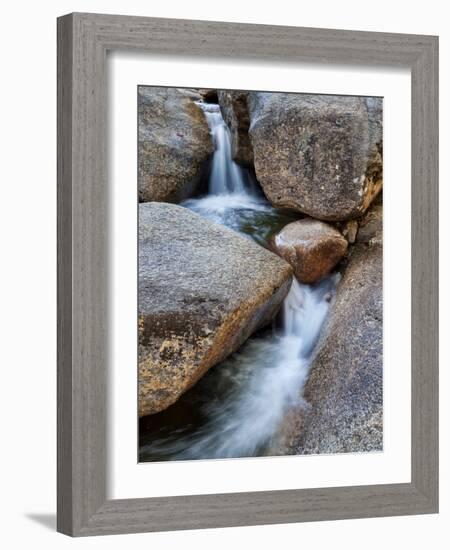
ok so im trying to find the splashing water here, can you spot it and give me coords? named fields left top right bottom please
left=140, top=277, right=336, bottom=460
left=200, top=103, right=248, bottom=196
left=182, top=103, right=298, bottom=244
left=139, top=102, right=338, bottom=461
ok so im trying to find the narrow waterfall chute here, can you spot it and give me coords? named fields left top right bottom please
left=202, top=103, right=247, bottom=196
left=140, top=275, right=337, bottom=460
left=182, top=102, right=298, bottom=243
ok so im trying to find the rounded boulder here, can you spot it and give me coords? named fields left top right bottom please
left=270, top=218, right=348, bottom=283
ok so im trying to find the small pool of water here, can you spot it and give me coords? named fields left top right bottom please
left=183, top=192, right=301, bottom=247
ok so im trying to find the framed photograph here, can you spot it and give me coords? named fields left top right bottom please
left=57, top=13, right=438, bottom=536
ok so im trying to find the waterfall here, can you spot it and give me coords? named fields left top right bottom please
left=181, top=103, right=269, bottom=227
left=202, top=104, right=247, bottom=195
left=182, top=277, right=335, bottom=458
left=140, top=101, right=338, bottom=461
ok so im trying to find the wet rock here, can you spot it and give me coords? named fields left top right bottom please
left=139, top=202, right=293, bottom=417
left=138, top=87, right=213, bottom=203
left=218, top=90, right=254, bottom=167
left=270, top=218, right=348, bottom=284
left=248, top=93, right=383, bottom=221
left=274, top=241, right=383, bottom=454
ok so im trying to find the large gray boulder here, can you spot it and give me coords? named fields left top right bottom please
left=272, top=240, right=383, bottom=454
left=248, top=93, right=383, bottom=221
left=217, top=90, right=253, bottom=167
left=138, top=87, right=213, bottom=203
left=139, top=203, right=293, bottom=417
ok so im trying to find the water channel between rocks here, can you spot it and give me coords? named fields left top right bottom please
left=139, top=102, right=338, bottom=461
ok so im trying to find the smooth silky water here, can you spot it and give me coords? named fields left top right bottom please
left=139, top=102, right=338, bottom=461
left=183, top=103, right=299, bottom=245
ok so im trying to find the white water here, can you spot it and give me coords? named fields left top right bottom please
left=140, top=103, right=338, bottom=461
left=203, top=103, right=247, bottom=195
left=183, top=103, right=269, bottom=222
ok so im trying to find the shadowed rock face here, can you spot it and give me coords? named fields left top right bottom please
left=138, top=203, right=293, bottom=417
left=357, top=203, right=383, bottom=245
left=138, top=87, right=213, bottom=203
left=247, top=93, right=383, bottom=221
left=217, top=90, right=254, bottom=167
left=271, top=240, right=383, bottom=455
left=270, top=218, right=348, bottom=284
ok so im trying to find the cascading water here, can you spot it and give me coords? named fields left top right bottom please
left=139, top=102, right=338, bottom=461
left=202, top=103, right=247, bottom=195
left=182, top=103, right=298, bottom=243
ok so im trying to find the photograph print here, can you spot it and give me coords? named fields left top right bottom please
left=137, top=86, right=383, bottom=462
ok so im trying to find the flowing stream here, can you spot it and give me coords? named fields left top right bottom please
left=183, top=104, right=300, bottom=245
left=139, top=103, right=337, bottom=461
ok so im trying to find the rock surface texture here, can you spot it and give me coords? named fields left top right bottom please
left=270, top=218, right=348, bottom=284
left=217, top=90, right=254, bottom=167
left=356, top=203, right=383, bottom=245
left=138, top=87, right=213, bottom=203
left=247, top=93, right=383, bottom=221
left=138, top=202, right=293, bottom=417
left=273, top=239, right=383, bottom=454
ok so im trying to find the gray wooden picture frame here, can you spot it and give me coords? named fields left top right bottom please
left=57, top=12, right=439, bottom=537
